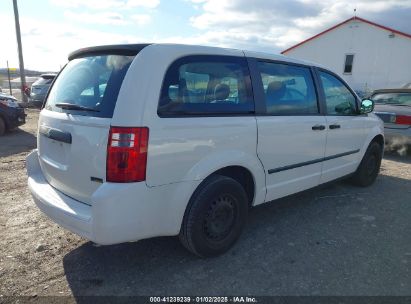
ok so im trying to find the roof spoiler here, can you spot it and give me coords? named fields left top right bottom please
left=68, top=44, right=151, bottom=60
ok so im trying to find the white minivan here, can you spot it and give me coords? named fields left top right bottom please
left=27, top=44, right=384, bottom=257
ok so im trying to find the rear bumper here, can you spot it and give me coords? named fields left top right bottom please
left=26, top=150, right=199, bottom=245
left=27, top=150, right=93, bottom=239
left=384, top=127, right=411, bottom=145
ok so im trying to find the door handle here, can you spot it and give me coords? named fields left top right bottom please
left=329, top=124, right=341, bottom=130
left=39, top=126, right=72, bottom=144
left=312, top=124, right=326, bottom=131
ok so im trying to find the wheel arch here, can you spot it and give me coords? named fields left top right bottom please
left=370, top=134, right=384, bottom=150
left=182, top=150, right=266, bottom=207
left=208, top=165, right=255, bottom=207
left=360, top=123, right=384, bottom=158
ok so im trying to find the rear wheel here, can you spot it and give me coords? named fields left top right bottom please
left=0, top=117, right=5, bottom=136
left=350, top=142, right=382, bottom=187
left=179, top=175, right=248, bottom=257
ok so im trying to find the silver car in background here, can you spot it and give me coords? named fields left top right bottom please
left=372, top=89, right=411, bottom=153
left=29, top=74, right=56, bottom=107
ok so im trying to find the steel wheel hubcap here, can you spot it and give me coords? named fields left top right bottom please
left=204, top=195, right=236, bottom=241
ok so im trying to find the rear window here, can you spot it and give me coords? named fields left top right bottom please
left=33, top=77, right=54, bottom=86
left=45, top=55, right=134, bottom=118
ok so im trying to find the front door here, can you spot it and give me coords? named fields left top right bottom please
left=316, top=70, right=366, bottom=183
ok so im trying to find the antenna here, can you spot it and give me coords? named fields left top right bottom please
left=354, top=8, right=357, bottom=18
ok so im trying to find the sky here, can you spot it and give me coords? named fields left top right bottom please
left=1, top=0, right=411, bottom=71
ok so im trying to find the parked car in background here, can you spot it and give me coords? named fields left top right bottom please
left=0, top=93, right=26, bottom=136
left=27, top=44, right=383, bottom=257
left=371, top=89, right=411, bottom=151
left=29, top=74, right=56, bottom=108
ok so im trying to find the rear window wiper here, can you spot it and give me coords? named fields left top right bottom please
left=55, top=102, right=100, bottom=112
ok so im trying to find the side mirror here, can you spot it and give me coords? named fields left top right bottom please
left=360, top=99, right=374, bottom=114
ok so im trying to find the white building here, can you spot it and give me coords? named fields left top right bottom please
left=282, top=17, right=411, bottom=95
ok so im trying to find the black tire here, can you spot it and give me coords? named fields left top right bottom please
left=179, top=175, right=248, bottom=258
left=0, top=117, right=5, bottom=136
left=350, top=142, right=383, bottom=187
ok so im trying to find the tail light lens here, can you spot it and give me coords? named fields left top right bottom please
left=395, top=115, right=411, bottom=125
left=107, top=127, right=149, bottom=183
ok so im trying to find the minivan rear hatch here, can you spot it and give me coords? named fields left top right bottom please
left=38, top=45, right=148, bottom=205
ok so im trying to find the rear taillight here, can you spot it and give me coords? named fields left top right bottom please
left=106, top=127, right=149, bottom=183
left=395, top=115, right=411, bottom=125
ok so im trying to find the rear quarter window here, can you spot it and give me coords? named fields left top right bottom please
left=158, top=55, right=254, bottom=117
left=45, top=55, right=134, bottom=118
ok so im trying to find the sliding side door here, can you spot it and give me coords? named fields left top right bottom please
left=249, top=59, right=327, bottom=202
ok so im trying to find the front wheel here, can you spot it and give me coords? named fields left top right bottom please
left=179, top=175, right=248, bottom=257
left=350, top=142, right=383, bottom=187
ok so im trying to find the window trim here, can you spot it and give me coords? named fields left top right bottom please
left=314, top=67, right=361, bottom=116
left=343, top=53, right=355, bottom=75
left=247, top=57, right=322, bottom=116
left=157, top=55, right=255, bottom=118
left=41, top=64, right=64, bottom=109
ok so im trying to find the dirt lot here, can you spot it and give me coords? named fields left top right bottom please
left=0, top=109, right=410, bottom=299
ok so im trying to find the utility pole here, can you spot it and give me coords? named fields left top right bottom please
left=6, top=61, right=13, bottom=95
left=12, top=0, right=27, bottom=103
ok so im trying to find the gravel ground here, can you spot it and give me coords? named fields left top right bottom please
left=0, top=109, right=410, bottom=299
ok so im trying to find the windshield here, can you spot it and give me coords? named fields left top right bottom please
left=45, top=54, right=135, bottom=118
left=371, top=92, right=411, bottom=106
